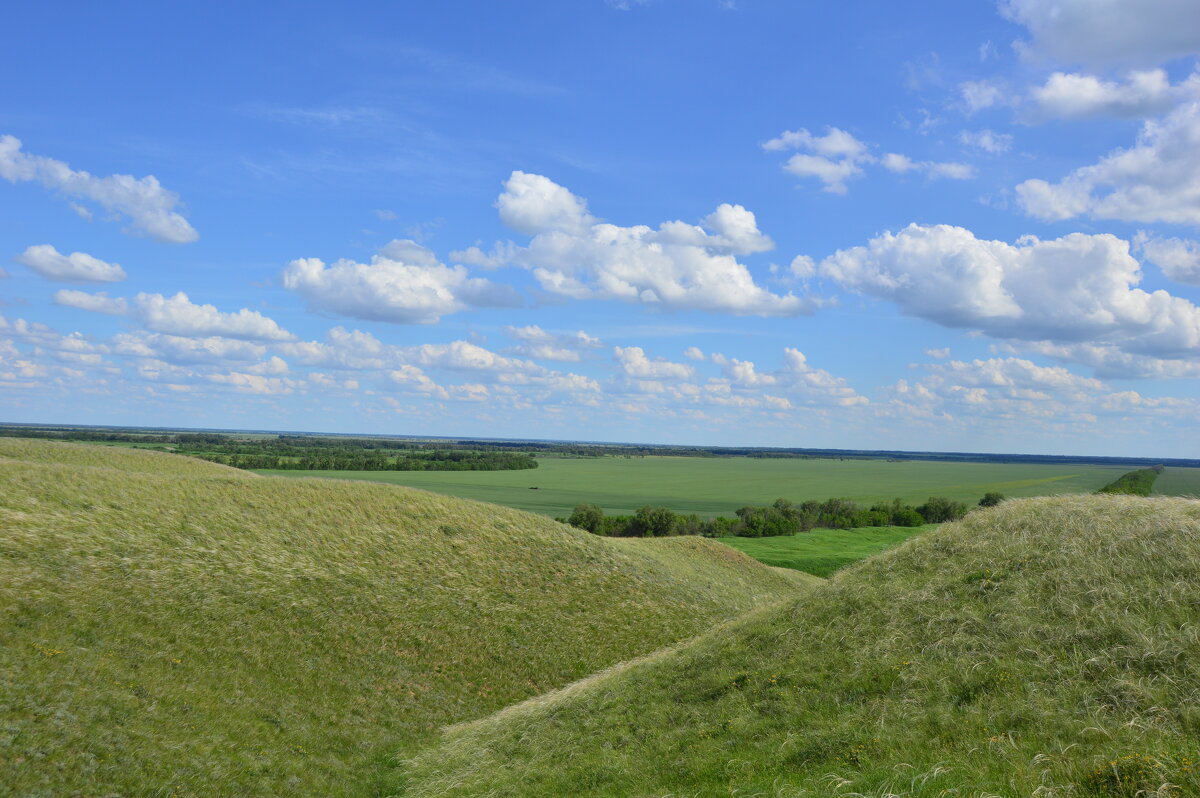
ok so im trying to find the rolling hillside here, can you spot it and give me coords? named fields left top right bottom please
left=402, top=494, right=1200, bottom=797
left=0, top=438, right=812, bottom=796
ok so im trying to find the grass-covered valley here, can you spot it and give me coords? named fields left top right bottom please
left=0, top=438, right=811, bottom=796
left=3, top=434, right=1200, bottom=796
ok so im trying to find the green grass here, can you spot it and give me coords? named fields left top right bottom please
left=720, top=524, right=936, bottom=576
left=402, top=494, right=1200, bottom=797
left=1155, top=466, right=1200, bottom=497
left=0, top=438, right=812, bottom=797
left=254, top=456, right=1130, bottom=518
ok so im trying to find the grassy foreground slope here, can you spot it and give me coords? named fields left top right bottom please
left=403, top=495, right=1200, bottom=797
left=0, top=439, right=810, bottom=797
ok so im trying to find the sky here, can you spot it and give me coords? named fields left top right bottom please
left=3, top=0, right=1200, bottom=457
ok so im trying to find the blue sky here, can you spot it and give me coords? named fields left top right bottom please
left=3, top=0, right=1200, bottom=457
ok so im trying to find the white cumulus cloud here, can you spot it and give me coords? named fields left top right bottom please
left=57, top=289, right=294, bottom=341
left=0, top=135, right=198, bottom=243
left=111, top=331, right=268, bottom=366
left=880, top=153, right=975, bottom=180
left=404, top=340, right=545, bottom=376
left=959, top=129, right=1013, bottom=154
left=1017, top=102, right=1200, bottom=225
left=389, top=364, right=449, bottom=399
left=277, top=327, right=390, bottom=371
left=765, top=127, right=973, bottom=193
left=132, top=293, right=294, bottom=341
left=503, top=324, right=603, bottom=362
left=960, top=80, right=1008, bottom=112
left=1134, top=231, right=1200, bottom=285
left=15, top=245, right=126, bottom=283
left=710, top=352, right=777, bottom=386
left=282, top=239, right=520, bottom=325
left=1014, top=340, right=1200, bottom=379
left=1001, top=0, right=1200, bottom=66
left=54, top=289, right=129, bottom=315
left=614, top=346, right=694, bottom=380
left=821, top=223, right=1200, bottom=360
left=496, top=171, right=596, bottom=235
left=1031, top=69, right=1199, bottom=119
left=779, top=348, right=867, bottom=406
left=885, top=355, right=1200, bottom=436
left=764, top=127, right=873, bottom=194
left=208, top=372, right=299, bottom=395
left=493, top=173, right=810, bottom=316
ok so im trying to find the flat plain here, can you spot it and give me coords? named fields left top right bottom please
left=255, top=455, right=1135, bottom=517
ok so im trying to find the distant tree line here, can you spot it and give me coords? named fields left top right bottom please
left=0, top=428, right=538, bottom=471
left=0, top=428, right=180, bottom=443
left=197, top=449, right=537, bottom=471
left=6, top=426, right=1197, bottom=468
left=562, top=494, right=994, bottom=538
left=1096, top=466, right=1163, bottom=497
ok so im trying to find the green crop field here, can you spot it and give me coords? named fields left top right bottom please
left=255, top=456, right=1130, bottom=518
left=1155, top=466, right=1200, bottom=497
left=720, top=524, right=936, bottom=577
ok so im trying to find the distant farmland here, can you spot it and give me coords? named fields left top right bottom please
left=1154, top=465, right=1200, bottom=497
left=252, top=456, right=1168, bottom=517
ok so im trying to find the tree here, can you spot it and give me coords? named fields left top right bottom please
left=632, top=505, right=678, bottom=537
left=917, top=496, right=969, bottom=523
left=567, top=503, right=604, bottom=533
left=978, top=492, right=1004, bottom=507
left=892, top=507, right=926, bottom=527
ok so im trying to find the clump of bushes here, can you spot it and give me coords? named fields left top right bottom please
left=565, top=495, right=975, bottom=538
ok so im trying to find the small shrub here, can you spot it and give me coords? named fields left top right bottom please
left=1080, top=754, right=1164, bottom=797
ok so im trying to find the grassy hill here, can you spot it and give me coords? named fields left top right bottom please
left=401, top=494, right=1200, bottom=797
left=0, top=438, right=813, bottom=797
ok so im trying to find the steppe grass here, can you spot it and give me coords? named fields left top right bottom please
left=721, top=524, right=935, bottom=576
left=256, top=456, right=1129, bottom=517
left=0, top=438, right=806, bottom=797
left=402, top=494, right=1200, bottom=797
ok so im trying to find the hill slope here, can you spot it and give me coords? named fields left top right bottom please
left=0, top=439, right=810, bottom=796
left=403, top=495, right=1200, bottom=797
